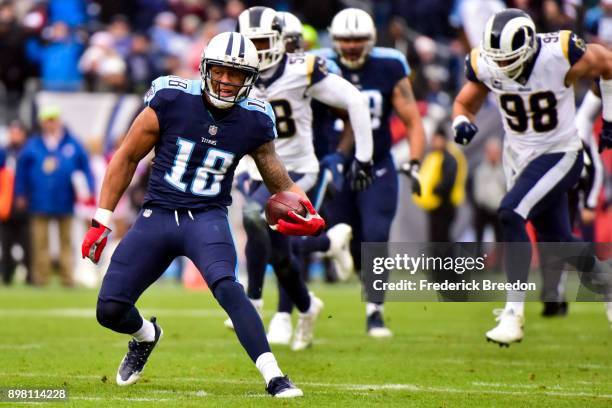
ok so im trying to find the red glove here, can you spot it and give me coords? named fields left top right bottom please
left=275, top=198, right=326, bottom=236
left=81, top=219, right=111, bottom=264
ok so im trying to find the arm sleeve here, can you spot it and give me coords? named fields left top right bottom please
left=307, top=55, right=330, bottom=87
left=308, top=73, right=373, bottom=162
left=260, top=101, right=278, bottom=143
left=560, top=31, right=586, bottom=66
left=465, top=48, right=482, bottom=83
left=143, top=76, right=170, bottom=126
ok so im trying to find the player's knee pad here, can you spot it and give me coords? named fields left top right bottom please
left=497, top=207, right=527, bottom=242
left=96, top=299, right=132, bottom=329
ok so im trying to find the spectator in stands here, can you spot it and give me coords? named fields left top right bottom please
left=47, top=0, right=86, bottom=28
left=0, top=1, right=29, bottom=123
left=15, top=105, right=94, bottom=287
left=413, top=127, right=467, bottom=242
left=472, top=137, right=505, bottom=245
left=0, top=120, right=31, bottom=285
left=126, top=32, right=158, bottom=94
left=79, top=31, right=127, bottom=92
left=26, top=21, right=84, bottom=91
left=585, top=0, right=612, bottom=47
left=108, top=15, right=133, bottom=58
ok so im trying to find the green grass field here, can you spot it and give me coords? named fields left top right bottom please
left=0, top=280, right=611, bottom=407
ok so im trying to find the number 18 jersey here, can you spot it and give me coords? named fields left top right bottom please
left=466, top=31, right=586, bottom=176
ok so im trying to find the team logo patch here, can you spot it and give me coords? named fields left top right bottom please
left=573, top=34, right=586, bottom=52
left=208, top=125, right=218, bottom=136
left=144, top=84, right=155, bottom=101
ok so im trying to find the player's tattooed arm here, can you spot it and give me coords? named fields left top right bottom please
left=98, top=107, right=160, bottom=211
left=251, top=141, right=307, bottom=198
left=452, top=81, right=489, bottom=122
left=392, top=77, right=425, bottom=161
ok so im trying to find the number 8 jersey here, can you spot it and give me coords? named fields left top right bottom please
left=466, top=31, right=585, bottom=178
left=246, top=52, right=329, bottom=179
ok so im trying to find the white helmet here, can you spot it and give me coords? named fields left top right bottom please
left=277, top=11, right=303, bottom=52
left=237, top=6, right=284, bottom=71
left=329, top=8, right=376, bottom=69
left=481, top=9, right=537, bottom=81
left=200, top=32, right=259, bottom=109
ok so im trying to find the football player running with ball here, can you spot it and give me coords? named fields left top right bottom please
left=81, top=32, right=325, bottom=397
left=452, top=9, right=612, bottom=346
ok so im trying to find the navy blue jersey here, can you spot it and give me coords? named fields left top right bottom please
left=143, top=75, right=276, bottom=211
left=314, top=47, right=410, bottom=162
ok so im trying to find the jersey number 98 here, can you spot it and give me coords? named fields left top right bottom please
left=165, top=138, right=234, bottom=196
left=499, top=92, right=558, bottom=133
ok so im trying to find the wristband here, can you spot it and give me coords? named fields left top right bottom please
left=94, top=208, right=113, bottom=227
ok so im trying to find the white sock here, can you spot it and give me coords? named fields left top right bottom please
left=250, top=298, right=263, bottom=310
left=255, top=352, right=283, bottom=385
left=505, top=290, right=526, bottom=316
left=366, top=302, right=383, bottom=317
left=131, top=318, right=155, bottom=342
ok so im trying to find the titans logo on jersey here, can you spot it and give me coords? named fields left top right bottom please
left=314, top=47, right=410, bottom=162
left=143, top=75, right=276, bottom=210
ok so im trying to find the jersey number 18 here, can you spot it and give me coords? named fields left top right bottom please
left=165, top=138, right=234, bottom=197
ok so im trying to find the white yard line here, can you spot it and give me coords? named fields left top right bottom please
left=0, top=344, right=41, bottom=350
left=0, top=372, right=610, bottom=400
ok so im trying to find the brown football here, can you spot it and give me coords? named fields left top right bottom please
left=265, top=191, right=307, bottom=226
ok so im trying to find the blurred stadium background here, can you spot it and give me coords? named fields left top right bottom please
left=0, top=0, right=610, bottom=288
left=0, top=0, right=611, bottom=405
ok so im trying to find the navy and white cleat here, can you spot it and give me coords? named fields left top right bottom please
left=266, top=376, right=304, bottom=398
left=367, top=310, right=392, bottom=338
left=116, top=317, right=163, bottom=386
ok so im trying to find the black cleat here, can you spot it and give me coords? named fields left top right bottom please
left=367, top=311, right=392, bottom=338
left=265, top=376, right=304, bottom=398
left=541, top=302, right=568, bottom=317
left=116, top=317, right=163, bottom=386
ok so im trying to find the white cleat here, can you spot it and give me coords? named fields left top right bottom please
left=325, top=223, right=354, bottom=281
left=606, top=302, right=612, bottom=328
left=486, top=308, right=524, bottom=347
left=291, top=295, right=324, bottom=351
left=267, top=312, right=293, bottom=345
left=225, top=298, right=263, bottom=331
left=366, top=310, right=393, bottom=338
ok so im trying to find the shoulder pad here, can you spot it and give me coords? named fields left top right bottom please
left=370, top=47, right=410, bottom=75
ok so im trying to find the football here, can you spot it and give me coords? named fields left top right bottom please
left=265, top=191, right=307, bottom=226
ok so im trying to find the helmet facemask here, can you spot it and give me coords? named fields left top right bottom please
left=247, top=32, right=284, bottom=71
left=333, top=35, right=374, bottom=69
left=481, top=24, right=537, bottom=81
left=201, top=59, right=258, bottom=109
